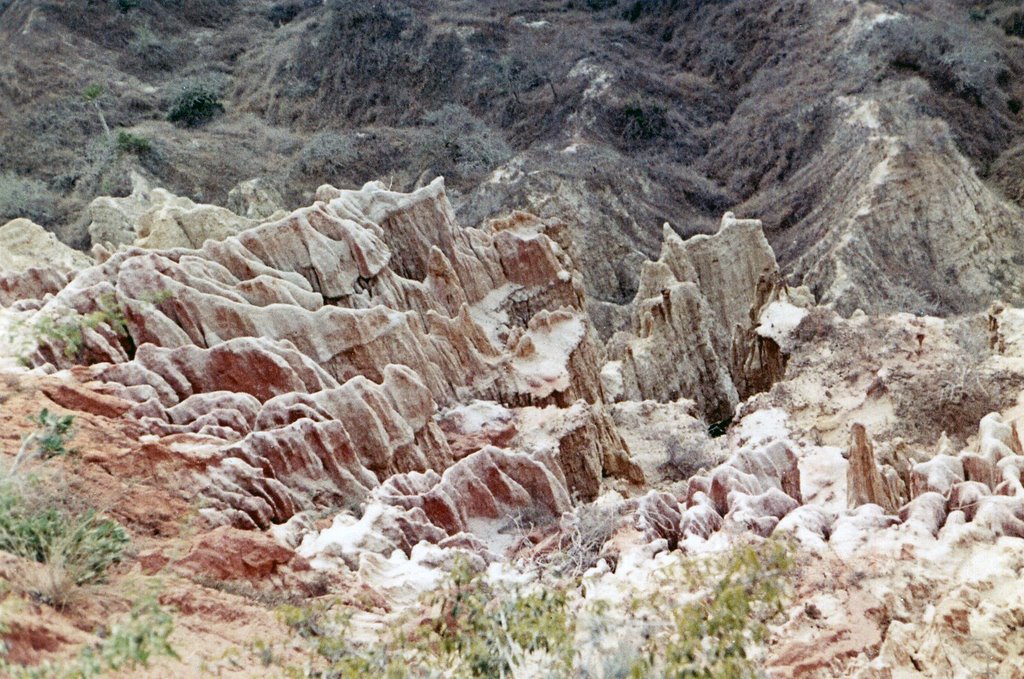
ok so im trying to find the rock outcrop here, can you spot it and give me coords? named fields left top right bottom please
left=603, top=214, right=783, bottom=419
left=87, top=173, right=256, bottom=251
left=18, top=178, right=640, bottom=536
left=0, top=218, right=91, bottom=306
left=226, top=178, right=287, bottom=221
left=846, top=423, right=904, bottom=513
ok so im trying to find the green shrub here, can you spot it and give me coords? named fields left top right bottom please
left=9, top=409, right=76, bottom=475
left=28, top=409, right=76, bottom=459
left=0, top=479, right=128, bottom=605
left=626, top=541, right=793, bottom=678
left=167, top=85, right=224, bottom=127
left=115, top=131, right=151, bottom=156
left=278, top=542, right=791, bottom=678
left=1010, top=98, right=1022, bottom=115
left=279, top=558, right=574, bottom=678
left=83, top=596, right=178, bottom=672
left=615, top=99, right=668, bottom=142
left=428, top=559, right=574, bottom=678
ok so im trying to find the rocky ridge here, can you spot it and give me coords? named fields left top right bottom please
left=3, top=180, right=1024, bottom=675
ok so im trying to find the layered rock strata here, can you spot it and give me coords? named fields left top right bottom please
left=602, top=213, right=787, bottom=419
left=16, top=179, right=640, bottom=536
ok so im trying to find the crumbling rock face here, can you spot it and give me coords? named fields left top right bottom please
left=847, top=423, right=904, bottom=513
left=226, top=178, right=287, bottom=221
left=603, top=214, right=783, bottom=419
left=15, top=178, right=639, bottom=533
left=0, top=218, right=91, bottom=306
left=0, top=218, right=92, bottom=274
left=87, top=172, right=256, bottom=251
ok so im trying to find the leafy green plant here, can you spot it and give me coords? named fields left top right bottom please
left=86, top=596, right=178, bottom=671
left=0, top=479, right=128, bottom=607
left=9, top=409, right=76, bottom=475
left=616, top=99, right=668, bottom=142
left=115, top=131, right=151, bottom=156
left=30, top=409, right=76, bottom=459
left=81, top=84, right=112, bottom=146
left=278, top=543, right=792, bottom=678
left=167, top=84, right=224, bottom=127
left=279, top=558, right=574, bottom=678
left=429, top=559, right=575, bottom=678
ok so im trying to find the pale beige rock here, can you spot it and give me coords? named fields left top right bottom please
left=86, top=171, right=153, bottom=248
left=226, top=178, right=286, bottom=220
left=87, top=173, right=256, bottom=251
left=606, top=214, right=780, bottom=419
left=135, top=189, right=255, bottom=249
left=0, top=218, right=91, bottom=274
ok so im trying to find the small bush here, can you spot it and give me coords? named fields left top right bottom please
left=9, top=409, right=76, bottom=475
left=614, top=99, right=668, bottom=142
left=126, top=25, right=182, bottom=72
left=296, top=131, right=360, bottom=180
left=429, top=560, right=574, bottom=678
left=708, top=415, right=732, bottom=438
left=85, top=596, right=179, bottom=671
left=417, top=105, right=511, bottom=185
left=1, top=595, right=177, bottom=677
left=542, top=502, right=622, bottom=576
left=626, top=541, right=793, bottom=678
left=0, top=172, right=56, bottom=225
left=867, top=16, right=1003, bottom=107
left=660, top=437, right=714, bottom=480
left=621, top=0, right=678, bottom=22
left=115, top=131, right=151, bottom=156
left=167, top=84, right=224, bottom=128
left=268, top=1, right=316, bottom=25
left=0, top=479, right=128, bottom=607
left=1010, top=98, right=1022, bottom=115
left=1003, top=11, right=1024, bottom=38
left=28, top=409, right=76, bottom=460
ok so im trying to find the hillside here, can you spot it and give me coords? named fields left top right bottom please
left=3, top=0, right=1024, bottom=322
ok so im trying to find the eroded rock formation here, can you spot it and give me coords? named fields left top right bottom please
left=87, top=172, right=257, bottom=251
left=602, top=214, right=787, bottom=419
left=15, top=178, right=640, bottom=537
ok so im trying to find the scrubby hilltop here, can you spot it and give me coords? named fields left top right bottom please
left=3, top=0, right=1024, bottom=320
